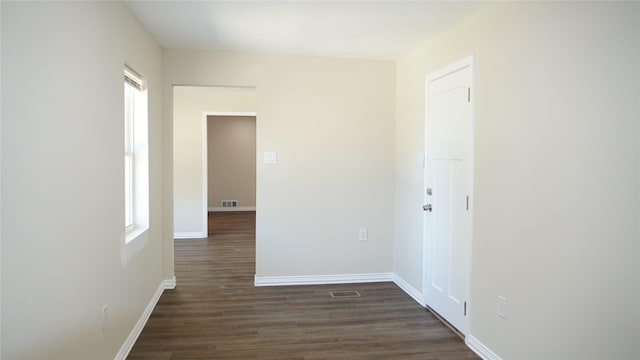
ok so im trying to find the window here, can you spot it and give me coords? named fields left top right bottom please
left=124, top=66, right=149, bottom=242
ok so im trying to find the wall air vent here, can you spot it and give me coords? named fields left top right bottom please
left=221, top=200, right=238, bottom=208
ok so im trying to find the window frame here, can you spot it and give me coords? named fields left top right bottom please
left=123, top=66, right=149, bottom=243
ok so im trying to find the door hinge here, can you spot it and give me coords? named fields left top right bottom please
left=467, top=87, right=471, bottom=102
left=464, top=301, right=467, bottom=316
left=466, top=195, right=469, bottom=210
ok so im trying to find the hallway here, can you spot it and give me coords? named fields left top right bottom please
left=127, top=212, right=479, bottom=359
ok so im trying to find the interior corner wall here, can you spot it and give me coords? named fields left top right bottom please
left=166, top=50, right=396, bottom=278
left=636, top=19, right=640, bottom=358
left=0, top=2, right=3, bottom=356
left=208, top=116, right=257, bottom=209
left=393, top=2, right=640, bottom=359
left=173, top=87, right=257, bottom=236
left=1, top=2, right=166, bottom=359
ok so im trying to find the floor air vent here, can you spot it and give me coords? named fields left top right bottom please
left=330, top=290, right=361, bottom=298
left=221, top=200, right=238, bottom=208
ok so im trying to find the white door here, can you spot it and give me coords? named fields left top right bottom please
left=424, top=57, right=473, bottom=335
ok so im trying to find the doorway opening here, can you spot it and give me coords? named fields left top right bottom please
left=204, top=113, right=257, bottom=235
left=172, top=85, right=257, bottom=239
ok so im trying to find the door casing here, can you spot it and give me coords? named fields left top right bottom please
left=201, top=111, right=257, bottom=236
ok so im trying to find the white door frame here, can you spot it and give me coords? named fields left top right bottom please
left=422, top=55, right=475, bottom=335
left=201, top=111, right=257, bottom=235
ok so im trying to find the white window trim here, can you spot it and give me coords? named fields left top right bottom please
left=124, top=66, right=149, bottom=245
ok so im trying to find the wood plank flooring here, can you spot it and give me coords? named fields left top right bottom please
left=127, top=212, right=480, bottom=360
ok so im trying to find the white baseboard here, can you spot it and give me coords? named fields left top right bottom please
left=162, top=276, right=177, bottom=289
left=390, top=275, right=501, bottom=360
left=466, top=334, right=503, bottom=360
left=392, top=274, right=425, bottom=306
left=254, top=272, right=393, bottom=287
left=115, top=276, right=176, bottom=360
left=173, top=232, right=207, bottom=239
left=208, top=206, right=256, bottom=212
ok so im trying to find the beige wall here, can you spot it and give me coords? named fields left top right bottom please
left=1, top=2, right=168, bottom=359
left=165, top=50, right=396, bottom=278
left=173, top=87, right=257, bottom=236
left=208, top=116, right=256, bottom=209
left=393, top=2, right=640, bottom=359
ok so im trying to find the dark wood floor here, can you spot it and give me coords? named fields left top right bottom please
left=127, top=212, right=480, bottom=360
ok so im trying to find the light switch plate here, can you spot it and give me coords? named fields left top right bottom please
left=497, top=296, right=507, bottom=319
left=264, top=152, right=277, bottom=164
left=358, top=228, right=368, bottom=241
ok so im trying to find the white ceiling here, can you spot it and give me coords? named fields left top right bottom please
left=124, top=1, right=487, bottom=60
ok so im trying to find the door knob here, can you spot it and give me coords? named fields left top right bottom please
left=423, top=204, right=432, bottom=212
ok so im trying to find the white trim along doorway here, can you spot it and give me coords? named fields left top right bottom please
left=200, top=111, right=257, bottom=235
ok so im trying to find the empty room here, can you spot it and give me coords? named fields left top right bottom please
left=1, top=1, right=639, bottom=359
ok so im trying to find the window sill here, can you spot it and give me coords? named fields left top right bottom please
left=125, top=226, right=148, bottom=245
left=121, top=225, right=149, bottom=267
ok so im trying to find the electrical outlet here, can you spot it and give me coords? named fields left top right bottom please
left=102, top=305, right=109, bottom=331
left=497, top=296, right=507, bottom=319
left=358, top=228, right=368, bottom=241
